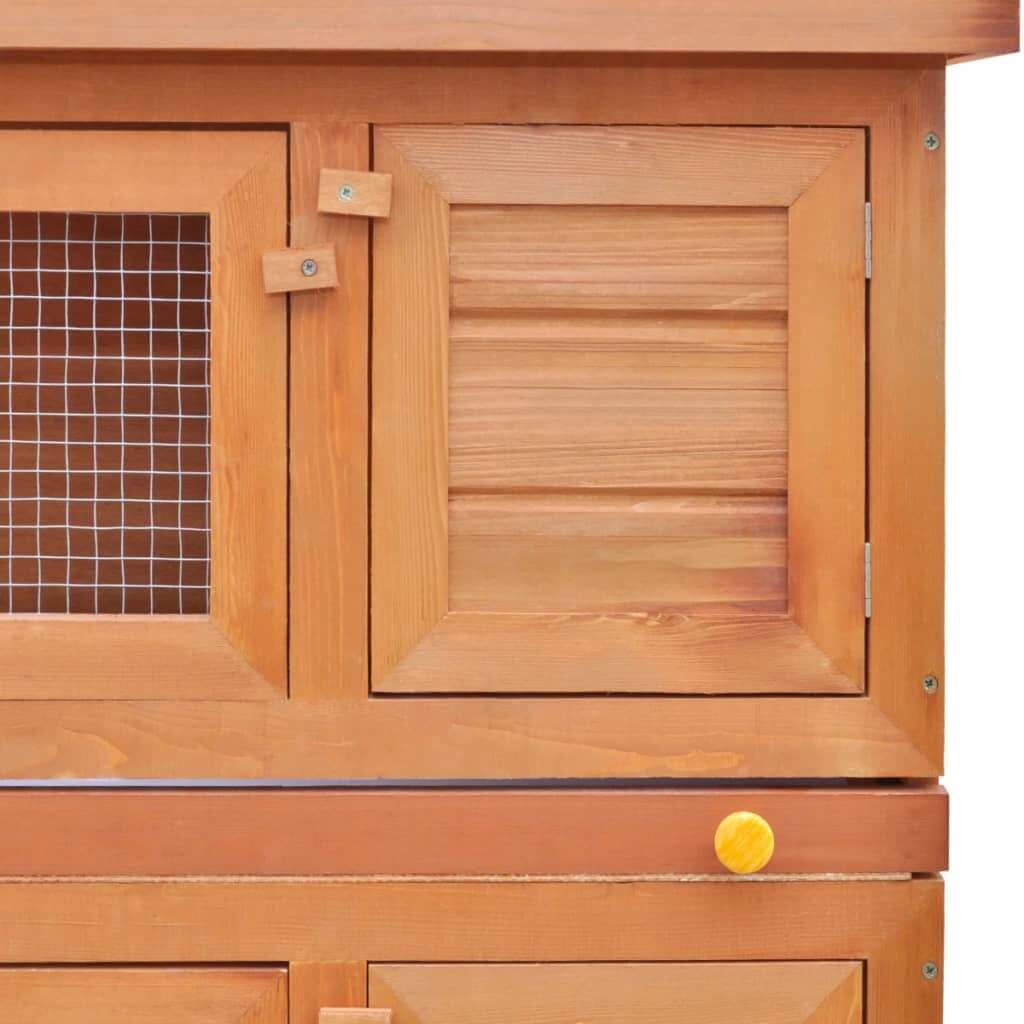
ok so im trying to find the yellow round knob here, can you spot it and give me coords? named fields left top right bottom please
left=714, top=811, right=775, bottom=874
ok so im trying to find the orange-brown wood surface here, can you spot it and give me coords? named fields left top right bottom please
left=0, top=787, right=948, bottom=876
left=0, top=66, right=946, bottom=780
left=0, top=1, right=1016, bottom=56
left=369, top=962, right=863, bottom=1024
left=291, top=964, right=366, bottom=1024
left=0, top=877, right=945, bottom=1024
left=0, top=968, right=287, bottom=1024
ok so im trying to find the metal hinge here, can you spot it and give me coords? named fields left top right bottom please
left=864, top=541, right=873, bottom=618
left=865, top=202, right=873, bottom=279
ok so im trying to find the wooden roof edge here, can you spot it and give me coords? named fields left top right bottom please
left=0, top=1, right=1018, bottom=61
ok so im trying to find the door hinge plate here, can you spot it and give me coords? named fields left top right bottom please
left=864, top=541, right=873, bottom=618
left=865, top=202, right=873, bottom=279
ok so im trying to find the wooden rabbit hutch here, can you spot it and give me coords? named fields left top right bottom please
left=0, top=2, right=1018, bottom=1022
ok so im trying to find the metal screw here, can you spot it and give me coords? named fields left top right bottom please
left=338, top=184, right=355, bottom=202
left=924, top=132, right=941, bottom=152
left=300, top=258, right=319, bottom=278
left=922, top=962, right=939, bottom=981
left=922, top=675, right=939, bottom=695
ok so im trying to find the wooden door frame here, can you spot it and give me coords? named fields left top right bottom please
left=0, top=876, right=944, bottom=1024
left=0, top=129, right=289, bottom=699
left=0, top=64, right=943, bottom=779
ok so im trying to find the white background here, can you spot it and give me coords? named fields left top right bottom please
left=947, top=49, right=1023, bottom=1017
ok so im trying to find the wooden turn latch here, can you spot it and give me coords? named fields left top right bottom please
left=320, top=1010, right=393, bottom=1024
left=318, top=168, right=392, bottom=218
left=262, top=243, right=338, bottom=294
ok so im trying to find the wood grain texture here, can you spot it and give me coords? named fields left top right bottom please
left=0, top=876, right=945, bottom=1024
left=450, top=206, right=787, bottom=312
left=291, top=963, right=366, bottom=1024
left=868, top=70, right=946, bottom=771
left=385, top=126, right=858, bottom=206
left=0, top=968, right=287, bottom=1024
left=0, top=64, right=929, bottom=129
left=209, top=133, right=289, bottom=692
left=0, top=695, right=938, bottom=778
left=0, top=787, right=948, bottom=876
left=319, top=169, right=392, bottom=218
left=289, top=123, right=369, bottom=699
left=449, top=495, right=787, bottom=614
left=378, top=613, right=860, bottom=694
left=370, top=131, right=450, bottom=685
left=0, top=1, right=1015, bottom=55
left=322, top=1013, right=391, bottom=1024
left=451, top=314, right=788, bottom=390
left=788, top=131, right=867, bottom=688
left=262, top=244, right=338, bottom=294
left=369, top=962, right=861, bottom=1024
left=0, top=617, right=280, bottom=700
left=0, top=129, right=288, bottom=699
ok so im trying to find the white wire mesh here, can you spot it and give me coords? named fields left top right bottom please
left=1, top=211, right=211, bottom=614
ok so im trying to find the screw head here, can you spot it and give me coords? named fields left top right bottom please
left=922, top=674, right=939, bottom=695
left=924, top=132, right=941, bottom=152
left=922, top=962, right=939, bottom=981
left=338, top=184, right=355, bottom=202
left=300, top=258, right=319, bottom=278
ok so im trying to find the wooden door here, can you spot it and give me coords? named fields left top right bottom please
left=0, top=130, right=288, bottom=699
left=0, top=967, right=286, bottom=1024
left=372, top=126, right=866, bottom=694
left=369, top=963, right=863, bottom=1024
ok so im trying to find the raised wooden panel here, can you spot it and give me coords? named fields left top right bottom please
left=0, top=968, right=287, bottom=1024
left=369, top=963, right=862, bottom=1024
left=373, top=124, right=864, bottom=695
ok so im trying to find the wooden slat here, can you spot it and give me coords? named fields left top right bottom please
left=0, top=64, right=928, bottom=128
left=291, top=963, right=366, bottom=1024
left=0, top=788, right=948, bottom=876
left=869, top=70, right=946, bottom=770
left=379, top=612, right=860, bottom=694
left=0, top=1, right=1015, bottom=56
left=450, top=206, right=787, bottom=312
left=318, top=168, right=392, bottom=218
left=368, top=963, right=862, bottom=1024
left=322, top=1012, right=391, bottom=1024
left=451, top=314, right=787, bottom=391
left=787, top=131, right=867, bottom=687
left=370, top=131, right=450, bottom=685
left=289, top=123, right=369, bottom=699
left=450, top=386, right=787, bottom=491
left=449, top=494, right=786, bottom=614
left=0, top=968, right=287, bottom=1024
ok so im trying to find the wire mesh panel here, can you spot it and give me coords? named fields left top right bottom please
left=1, top=211, right=211, bottom=614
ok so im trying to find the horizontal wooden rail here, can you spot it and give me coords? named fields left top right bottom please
left=0, top=1, right=1017, bottom=57
left=0, top=786, right=947, bottom=876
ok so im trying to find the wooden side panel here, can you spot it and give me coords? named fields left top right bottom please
left=0, top=968, right=287, bottom=1024
left=370, top=133, right=450, bottom=685
left=369, top=963, right=862, bottom=1024
left=868, top=70, right=946, bottom=772
left=788, top=131, right=867, bottom=687
left=289, top=123, right=369, bottom=699
left=290, top=963, right=367, bottom=1024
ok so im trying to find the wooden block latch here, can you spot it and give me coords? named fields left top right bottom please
left=320, top=1010, right=393, bottom=1024
left=318, top=168, right=392, bottom=218
left=263, top=244, right=338, bottom=294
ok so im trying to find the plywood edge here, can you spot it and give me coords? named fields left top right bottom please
left=0, top=786, right=948, bottom=876
left=0, top=1, right=1016, bottom=58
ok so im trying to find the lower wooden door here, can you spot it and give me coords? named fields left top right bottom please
left=0, top=967, right=287, bottom=1024
left=369, top=963, right=862, bottom=1024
